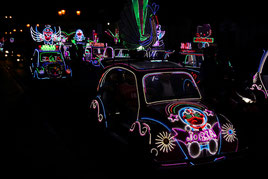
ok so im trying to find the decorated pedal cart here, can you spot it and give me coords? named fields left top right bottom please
left=179, top=24, right=214, bottom=69
left=83, top=30, right=114, bottom=67
left=29, top=25, right=72, bottom=80
left=90, top=60, right=240, bottom=167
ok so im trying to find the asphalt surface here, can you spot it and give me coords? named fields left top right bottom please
left=0, top=57, right=267, bottom=178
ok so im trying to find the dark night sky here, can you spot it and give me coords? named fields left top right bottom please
left=2, top=1, right=268, bottom=74
left=2, top=1, right=263, bottom=21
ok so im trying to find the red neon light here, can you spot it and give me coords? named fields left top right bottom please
left=193, top=37, right=214, bottom=43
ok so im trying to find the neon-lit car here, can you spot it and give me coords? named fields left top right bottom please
left=29, top=45, right=72, bottom=80
left=251, top=50, right=268, bottom=100
left=90, top=60, right=239, bottom=167
left=180, top=49, right=204, bottom=69
left=114, top=48, right=130, bottom=59
left=83, top=43, right=114, bottom=67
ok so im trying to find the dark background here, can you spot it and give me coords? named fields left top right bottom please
left=1, top=1, right=268, bottom=73
left=1, top=1, right=267, bottom=177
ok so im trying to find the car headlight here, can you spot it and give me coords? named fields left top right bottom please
left=241, top=97, right=253, bottom=104
left=236, top=91, right=255, bottom=104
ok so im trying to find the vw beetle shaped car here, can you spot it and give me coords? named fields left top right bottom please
left=30, top=45, right=72, bottom=80
left=251, top=50, right=268, bottom=101
left=90, top=60, right=239, bottom=167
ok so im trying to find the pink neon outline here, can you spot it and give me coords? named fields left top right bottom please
left=103, top=63, right=186, bottom=72
left=129, top=121, right=151, bottom=136
left=91, top=100, right=103, bottom=123
left=142, top=71, right=201, bottom=104
left=251, top=84, right=268, bottom=99
left=161, top=162, right=187, bottom=167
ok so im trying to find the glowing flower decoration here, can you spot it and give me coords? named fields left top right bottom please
left=168, top=113, right=179, bottom=123
left=222, top=123, right=237, bottom=143
left=155, top=131, right=176, bottom=153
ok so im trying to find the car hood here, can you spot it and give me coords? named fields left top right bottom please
left=138, top=100, right=238, bottom=162
left=143, top=100, right=218, bottom=130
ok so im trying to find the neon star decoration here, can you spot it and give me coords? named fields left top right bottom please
left=204, top=109, right=214, bottom=116
left=168, top=113, right=179, bottom=123
left=30, top=25, right=61, bottom=45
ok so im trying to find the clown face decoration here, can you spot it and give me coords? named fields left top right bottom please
left=179, top=107, right=207, bottom=129
left=30, top=25, right=61, bottom=45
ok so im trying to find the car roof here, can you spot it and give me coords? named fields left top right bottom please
left=103, top=59, right=184, bottom=72
left=35, top=49, right=62, bottom=54
left=128, top=60, right=182, bottom=70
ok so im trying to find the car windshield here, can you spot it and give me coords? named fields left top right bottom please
left=40, top=52, right=63, bottom=63
left=143, top=72, right=201, bottom=103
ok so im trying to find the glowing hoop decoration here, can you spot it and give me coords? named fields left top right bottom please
left=30, top=25, right=61, bottom=45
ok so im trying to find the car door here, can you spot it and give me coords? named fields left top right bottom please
left=258, top=51, right=268, bottom=97
left=98, top=67, right=139, bottom=136
left=260, top=60, right=268, bottom=88
left=30, top=50, right=38, bottom=76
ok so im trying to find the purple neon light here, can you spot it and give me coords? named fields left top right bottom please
left=161, top=162, right=187, bottom=167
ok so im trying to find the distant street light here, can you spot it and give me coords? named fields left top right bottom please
left=61, top=9, right=66, bottom=15
left=76, top=10, right=81, bottom=16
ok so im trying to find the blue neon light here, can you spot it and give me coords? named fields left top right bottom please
left=215, top=115, right=222, bottom=155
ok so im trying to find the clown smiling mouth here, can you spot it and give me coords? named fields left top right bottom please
left=185, top=115, right=204, bottom=125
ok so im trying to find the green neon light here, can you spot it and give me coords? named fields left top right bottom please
left=39, top=51, right=64, bottom=63
left=41, top=45, right=56, bottom=51
left=132, top=0, right=149, bottom=40
left=61, top=31, right=75, bottom=37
